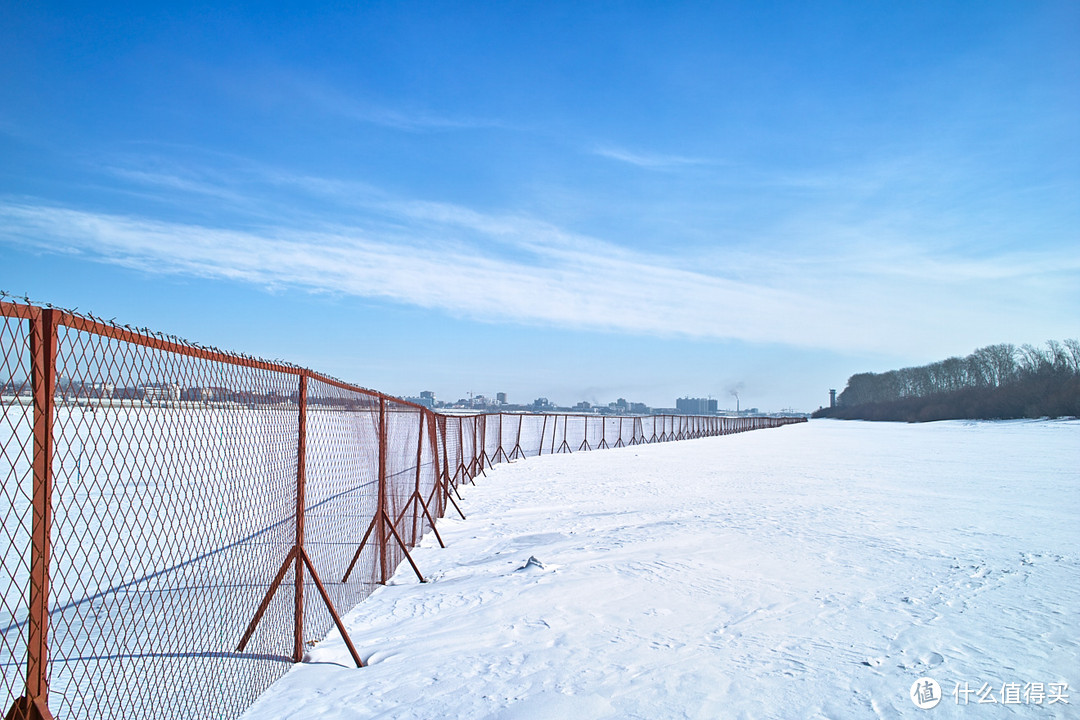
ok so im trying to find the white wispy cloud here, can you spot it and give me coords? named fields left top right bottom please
left=283, top=77, right=504, bottom=133
left=591, top=145, right=709, bottom=169
left=105, top=167, right=260, bottom=209
left=0, top=198, right=847, bottom=347
left=2, top=190, right=1075, bottom=358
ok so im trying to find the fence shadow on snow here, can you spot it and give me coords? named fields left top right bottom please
left=0, top=298, right=805, bottom=720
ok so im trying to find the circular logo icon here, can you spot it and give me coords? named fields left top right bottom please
left=910, top=677, right=942, bottom=709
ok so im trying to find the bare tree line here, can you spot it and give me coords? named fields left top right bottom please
left=815, top=340, right=1080, bottom=422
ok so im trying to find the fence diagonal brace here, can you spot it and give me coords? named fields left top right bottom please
left=392, top=494, right=419, bottom=534
left=445, top=488, right=466, bottom=520
left=341, top=512, right=381, bottom=583
left=299, top=547, right=364, bottom=668
left=417, top=497, right=446, bottom=549
left=237, top=546, right=298, bottom=652
left=394, top=491, right=446, bottom=549
left=383, top=513, right=426, bottom=584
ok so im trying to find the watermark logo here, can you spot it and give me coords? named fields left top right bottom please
left=952, top=681, right=1069, bottom=705
left=907, top=678, right=1070, bottom=708
left=911, top=677, right=942, bottom=709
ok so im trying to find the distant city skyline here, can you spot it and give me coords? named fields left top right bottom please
left=2, top=3, right=1077, bottom=411
left=403, top=389, right=780, bottom=416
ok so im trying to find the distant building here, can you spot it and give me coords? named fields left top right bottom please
left=60, top=380, right=114, bottom=400
left=181, top=386, right=228, bottom=402
left=113, top=386, right=143, bottom=401
left=676, top=397, right=717, bottom=414
left=496, top=392, right=507, bottom=405
left=829, top=389, right=836, bottom=408
left=141, top=383, right=180, bottom=403
left=630, top=402, right=649, bottom=414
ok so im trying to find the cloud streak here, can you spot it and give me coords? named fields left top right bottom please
left=287, top=77, right=505, bottom=133
left=1, top=193, right=1076, bottom=359
left=0, top=200, right=837, bottom=345
left=591, top=146, right=709, bottom=169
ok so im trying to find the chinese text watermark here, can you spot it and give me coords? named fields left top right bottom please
left=909, top=679, right=1069, bottom=709
left=952, top=681, right=1069, bottom=705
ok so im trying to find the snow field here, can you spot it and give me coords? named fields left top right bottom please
left=246, top=419, right=1079, bottom=719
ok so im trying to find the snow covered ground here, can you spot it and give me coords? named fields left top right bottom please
left=245, top=419, right=1079, bottom=719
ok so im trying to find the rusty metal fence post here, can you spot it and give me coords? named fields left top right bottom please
left=5, top=308, right=58, bottom=720
left=236, top=372, right=363, bottom=668
left=292, top=375, right=308, bottom=663
left=341, top=396, right=425, bottom=587
left=377, top=397, right=389, bottom=585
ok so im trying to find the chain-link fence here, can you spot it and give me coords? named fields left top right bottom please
left=1, top=298, right=804, bottom=720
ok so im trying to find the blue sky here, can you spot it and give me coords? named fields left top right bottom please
left=2, top=1, right=1077, bottom=411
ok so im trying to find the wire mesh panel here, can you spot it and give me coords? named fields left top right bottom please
left=0, top=308, right=33, bottom=716
left=423, top=413, right=445, bottom=524
left=450, top=416, right=470, bottom=483
left=546, top=415, right=562, bottom=454
left=522, top=415, right=546, bottom=458
left=586, top=416, right=602, bottom=450
left=508, top=415, right=524, bottom=458
left=438, top=416, right=462, bottom=489
left=601, top=417, right=614, bottom=447
left=45, top=320, right=299, bottom=719
left=302, top=379, right=379, bottom=650
left=578, top=416, right=593, bottom=451
left=382, top=399, right=422, bottom=578
left=546, top=415, right=561, bottom=455
left=564, top=415, right=585, bottom=453
left=460, top=416, right=478, bottom=479
left=483, top=414, right=503, bottom=464
left=402, top=410, right=441, bottom=548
